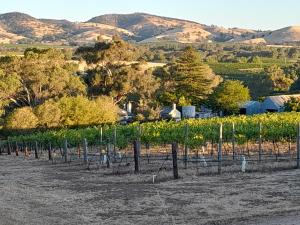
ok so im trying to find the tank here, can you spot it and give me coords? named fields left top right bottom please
left=182, top=106, right=196, bottom=118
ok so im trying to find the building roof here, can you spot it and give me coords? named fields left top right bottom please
left=265, top=94, right=300, bottom=108
left=160, top=107, right=172, bottom=115
left=241, top=101, right=261, bottom=108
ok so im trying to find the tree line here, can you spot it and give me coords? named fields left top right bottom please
left=1, top=37, right=300, bottom=131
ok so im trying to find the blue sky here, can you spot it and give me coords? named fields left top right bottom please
left=1, top=0, right=299, bottom=30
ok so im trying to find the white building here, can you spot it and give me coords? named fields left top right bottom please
left=160, top=104, right=181, bottom=121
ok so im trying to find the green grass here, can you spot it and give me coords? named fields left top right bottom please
left=208, top=61, right=293, bottom=99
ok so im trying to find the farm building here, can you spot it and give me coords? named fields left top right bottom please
left=262, top=94, right=300, bottom=112
left=160, top=104, right=181, bottom=121
left=240, top=101, right=262, bottom=115
left=181, top=106, right=196, bottom=119
left=119, top=102, right=134, bottom=124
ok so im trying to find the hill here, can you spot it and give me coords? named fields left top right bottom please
left=0, top=12, right=64, bottom=38
left=264, top=26, right=300, bottom=44
left=0, top=12, right=299, bottom=45
left=231, top=26, right=300, bottom=45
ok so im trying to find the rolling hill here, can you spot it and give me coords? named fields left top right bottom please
left=0, top=12, right=299, bottom=45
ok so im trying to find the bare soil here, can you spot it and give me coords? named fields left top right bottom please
left=0, top=155, right=300, bottom=225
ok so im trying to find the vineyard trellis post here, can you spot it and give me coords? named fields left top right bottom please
left=146, top=143, right=150, bottom=164
left=63, top=139, right=68, bottom=163
left=133, top=125, right=142, bottom=173
left=34, top=141, right=39, bottom=159
left=133, top=140, right=140, bottom=173
left=100, top=127, right=103, bottom=143
left=172, top=142, right=179, bottom=179
left=113, top=126, right=117, bottom=162
left=106, top=138, right=111, bottom=168
left=184, top=123, right=189, bottom=169
left=259, top=122, right=262, bottom=162
left=83, top=138, right=88, bottom=164
left=100, top=126, right=103, bottom=159
left=7, top=141, right=11, bottom=155
left=15, top=142, right=19, bottom=157
left=297, top=123, right=300, bottom=169
left=48, top=142, right=52, bottom=161
left=232, top=123, right=235, bottom=160
left=218, top=123, right=223, bottom=175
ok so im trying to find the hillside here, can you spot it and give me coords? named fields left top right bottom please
left=0, top=12, right=299, bottom=45
left=231, top=26, right=300, bottom=44
left=0, top=12, right=64, bottom=38
left=264, top=26, right=300, bottom=44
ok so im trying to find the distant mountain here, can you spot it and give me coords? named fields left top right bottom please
left=87, top=13, right=205, bottom=41
left=0, top=12, right=299, bottom=45
left=264, top=26, right=300, bottom=43
left=0, top=12, right=64, bottom=38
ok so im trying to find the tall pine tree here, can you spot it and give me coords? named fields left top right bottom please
left=171, top=46, right=221, bottom=104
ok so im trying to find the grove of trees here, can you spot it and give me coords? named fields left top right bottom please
left=2, top=37, right=300, bottom=131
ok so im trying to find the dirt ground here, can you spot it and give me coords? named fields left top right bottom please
left=0, top=155, right=300, bottom=225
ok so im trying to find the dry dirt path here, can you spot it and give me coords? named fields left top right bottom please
left=0, top=155, right=300, bottom=225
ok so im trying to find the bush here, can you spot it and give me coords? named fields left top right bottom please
left=35, top=100, right=62, bottom=128
left=5, top=107, right=38, bottom=129
left=209, top=80, right=250, bottom=115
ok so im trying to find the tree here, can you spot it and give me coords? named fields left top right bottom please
left=287, top=48, right=299, bottom=59
left=178, top=96, right=191, bottom=106
left=0, top=68, right=22, bottom=115
left=153, top=66, right=177, bottom=106
left=85, top=63, right=161, bottom=121
left=170, top=46, right=221, bottom=104
left=0, top=49, right=86, bottom=109
left=76, top=36, right=143, bottom=65
left=92, top=96, right=120, bottom=124
left=284, top=97, right=300, bottom=112
left=265, top=65, right=294, bottom=92
left=57, top=96, right=119, bottom=127
left=209, top=80, right=250, bottom=115
left=248, top=56, right=262, bottom=64
left=126, top=66, right=161, bottom=121
left=153, top=50, right=166, bottom=62
left=35, top=100, right=61, bottom=128
left=5, top=107, right=38, bottom=129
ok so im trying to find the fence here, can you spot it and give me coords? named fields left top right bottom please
left=1, top=123, right=300, bottom=181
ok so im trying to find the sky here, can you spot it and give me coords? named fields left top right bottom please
left=1, top=0, right=299, bottom=30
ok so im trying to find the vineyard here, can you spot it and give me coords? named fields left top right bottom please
left=208, top=60, right=294, bottom=98
left=1, top=112, right=300, bottom=179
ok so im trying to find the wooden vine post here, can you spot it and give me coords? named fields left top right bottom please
left=113, top=126, right=117, bottom=162
left=15, top=142, right=19, bottom=157
left=133, top=125, right=141, bottom=173
left=48, top=142, right=52, bottom=161
left=106, top=138, right=111, bottom=168
left=83, top=138, right=88, bottom=164
left=34, top=141, right=39, bottom=159
left=63, top=139, right=68, bottom=163
left=232, top=123, right=235, bottom=160
left=7, top=141, right=11, bottom=155
left=184, top=123, right=189, bottom=169
left=258, top=122, right=263, bottom=162
left=172, top=142, right=179, bottom=179
left=218, top=123, right=223, bottom=175
left=99, top=126, right=103, bottom=159
left=297, top=123, right=300, bottom=169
